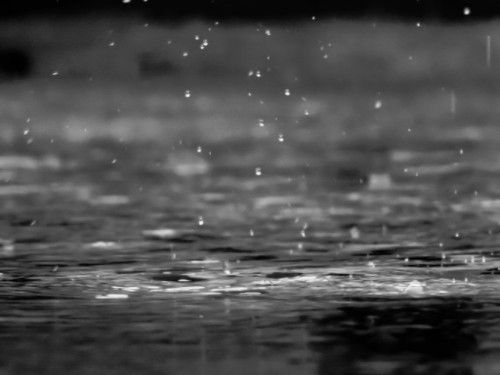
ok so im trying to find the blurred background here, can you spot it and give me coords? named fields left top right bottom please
left=0, top=0, right=498, bottom=143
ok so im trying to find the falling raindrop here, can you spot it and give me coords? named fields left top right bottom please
left=350, top=226, right=360, bottom=239
left=450, top=91, right=456, bottom=115
left=486, top=35, right=492, bottom=68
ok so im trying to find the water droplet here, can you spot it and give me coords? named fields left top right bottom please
left=224, top=261, right=231, bottom=275
left=350, top=226, right=360, bottom=239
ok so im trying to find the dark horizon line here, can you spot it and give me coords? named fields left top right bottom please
left=1, top=0, right=500, bottom=23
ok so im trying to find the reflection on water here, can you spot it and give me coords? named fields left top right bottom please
left=2, top=82, right=500, bottom=374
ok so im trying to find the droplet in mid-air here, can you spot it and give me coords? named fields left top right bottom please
left=350, top=226, right=360, bottom=239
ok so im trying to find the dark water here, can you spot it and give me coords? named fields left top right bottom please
left=2, top=83, right=500, bottom=375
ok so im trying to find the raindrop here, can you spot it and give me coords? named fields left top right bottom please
left=224, top=261, right=231, bottom=275
left=486, top=35, right=492, bottom=68
left=350, top=226, right=360, bottom=240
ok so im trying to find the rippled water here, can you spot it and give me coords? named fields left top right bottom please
left=3, top=82, right=500, bottom=375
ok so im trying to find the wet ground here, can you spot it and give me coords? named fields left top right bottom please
left=3, top=19, right=500, bottom=375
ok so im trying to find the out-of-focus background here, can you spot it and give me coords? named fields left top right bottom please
left=0, top=0, right=498, bottom=144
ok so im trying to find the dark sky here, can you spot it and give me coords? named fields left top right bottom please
left=0, top=0, right=497, bottom=21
